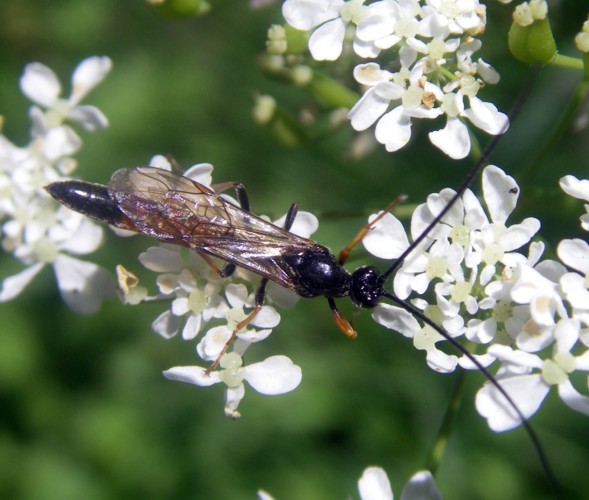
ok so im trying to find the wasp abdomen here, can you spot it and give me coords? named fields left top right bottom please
left=45, top=180, right=125, bottom=227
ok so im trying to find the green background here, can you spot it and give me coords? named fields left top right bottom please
left=1, top=1, right=588, bottom=498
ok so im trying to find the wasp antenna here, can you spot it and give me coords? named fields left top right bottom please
left=380, top=67, right=540, bottom=285
left=382, top=290, right=559, bottom=495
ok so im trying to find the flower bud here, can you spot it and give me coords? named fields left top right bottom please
left=508, top=17, right=556, bottom=64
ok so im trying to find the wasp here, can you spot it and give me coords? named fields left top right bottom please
left=44, top=166, right=400, bottom=345
left=45, top=153, right=555, bottom=488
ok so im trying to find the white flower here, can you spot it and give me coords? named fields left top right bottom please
left=21, top=56, right=111, bottom=133
left=163, top=352, right=302, bottom=418
left=196, top=283, right=280, bottom=361
left=557, top=239, right=589, bottom=317
left=139, top=245, right=228, bottom=339
left=560, top=175, right=589, bottom=231
left=348, top=60, right=506, bottom=158
left=476, top=327, right=589, bottom=431
left=358, top=466, right=393, bottom=500
left=362, top=165, right=589, bottom=432
left=357, top=467, right=442, bottom=500
left=373, top=302, right=459, bottom=373
left=0, top=57, right=113, bottom=312
left=0, top=206, right=113, bottom=313
left=282, top=0, right=506, bottom=158
left=282, top=0, right=352, bottom=61
left=111, top=157, right=321, bottom=416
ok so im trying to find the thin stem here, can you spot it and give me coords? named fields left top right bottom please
left=550, top=53, right=584, bottom=71
left=424, top=370, right=466, bottom=475
left=519, top=77, right=589, bottom=181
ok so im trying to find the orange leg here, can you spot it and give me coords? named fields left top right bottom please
left=328, top=298, right=357, bottom=339
left=205, top=302, right=263, bottom=374
left=204, top=277, right=269, bottom=374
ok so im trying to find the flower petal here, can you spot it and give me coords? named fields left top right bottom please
left=426, top=349, right=458, bottom=373
left=308, top=18, right=346, bottom=61
left=53, top=255, right=114, bottom=314
left=557, top=238, right=589, bottom=274
left=163, top=365, right=221, bottom=386
left=348, top=88, right=391, bottom=132
left=224, top=384, right=246, bottom=418
left=0, top=262, right=45, bottom=301
left=152, top=309, right=181, bottom=339
left=273, top=211, right=318, bottom=238
left=358, top=467, right=393, bottom=500
left=400, top=470, right=442, bottom=500
left=428, top=117, right=470, bottom=159
left=250, top=305, right=281, bottom=328
left=559, top=175, right=589, bottom=201
left=481, top=165, right=518, bottom=223
left=57, top=218, right=104, bottom=255
left=557, top=379, right=589, bottom=416
left=67, top=105, right=109, bottom=131
left=42, top=126, right=82, bottom=160
left=20, top=62, right=61, bottom=107
left=372, top=303, right=420, bottom=337
left=282, top=0, right=342, bottom=31
left=462, top=96, right=509, bottom=135
left=184, top=162, right=214, bottom=186
left=375, top=107, right=412, bottom=152
left=475, top=374, right=550, bottom=431
left=244, top=355, right=302, bottom=395
left=70, top=56, right=112, bottom=104
left=139, top=245, right=184, bottom=272
left=363, top=212, right=410, bottom=259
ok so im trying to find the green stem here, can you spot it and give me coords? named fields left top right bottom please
left=424, top=370, right=466, bottom=475
left=519, top=77, right=589, bottom=181
left=549, top=53, right=584, bottom=71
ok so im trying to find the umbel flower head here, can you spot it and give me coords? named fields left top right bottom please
left=280, top=0, right=508, bottom=159
left=0, top=56, right=114, bottom=313
left=363, top=165, right=589, bottom=431
left=115, top=155, right=313, bottom=417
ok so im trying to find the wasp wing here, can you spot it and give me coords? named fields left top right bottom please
left=108, top=167, right=320, bottom=290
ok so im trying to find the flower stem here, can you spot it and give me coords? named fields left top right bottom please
left=424, top=370, right=466, bottom=475
left=519, top=77, right=589, bottom=181
left=549, top=53, right=584, bottom=72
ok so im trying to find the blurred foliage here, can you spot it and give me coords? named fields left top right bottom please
left=1, top=1, right=589, bottom=499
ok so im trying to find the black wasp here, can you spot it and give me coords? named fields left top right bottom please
left=45, top=152, right=556, bottom=489
left=44, top=165, right=398, bottom=342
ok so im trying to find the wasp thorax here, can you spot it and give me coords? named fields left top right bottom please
left=284, top=249, right=351, bottom=299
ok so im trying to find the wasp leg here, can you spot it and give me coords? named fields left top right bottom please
left=337, top=195, right=408, bottom=265
left=205, top=278, right=269, bottom=374
left=196, top=253, right=236, bottom=278
left=164, top=154, right=182, bottom=172
left=327, top=297, right=357, bottom=339
left=204, top=185, right=289, bottom=373
left=283, top=202, right=299, bottom=231
left=204, top=200, right=301, bottom=373
left=210, top=182, right=250, bottom=212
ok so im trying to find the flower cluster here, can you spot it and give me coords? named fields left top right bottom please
left=0, top=56, right=114, bottom=313
left=364, top=165, right=589, bottom=431
left=0, top=59, right=304, bottom=418
left=117, top=155, right=310, bottom=418
left=278, top=0, right=509, bottom=159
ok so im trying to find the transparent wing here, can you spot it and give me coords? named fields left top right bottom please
left=108, top=167, right=320, bottom=289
